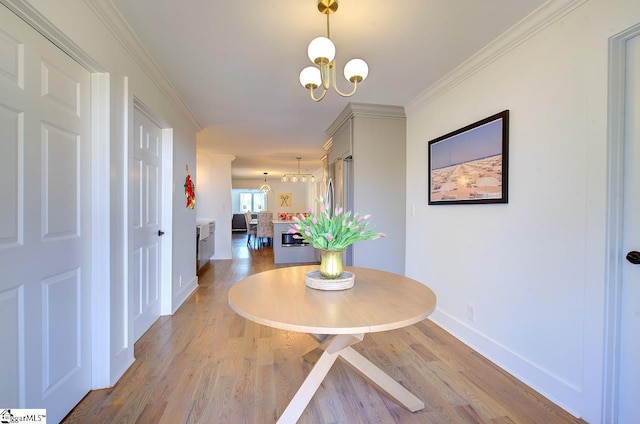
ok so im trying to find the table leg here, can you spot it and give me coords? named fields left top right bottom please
left=277, top=334, right=362, bottom=424
left=278, top=334, right=424, bottom=423
left=302, top=334, right=329, bottom=364
left=339, top=346, right=425, bottom=412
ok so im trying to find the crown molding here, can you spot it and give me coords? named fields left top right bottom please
left=83, top=0, right=203, bottom=132
left=322, top=137, right=333, bottom=152
left=1, top=0, right=104, bottom=71
left=326, top=102, right=406, bottom=136
left=405, top=0, right=589, bottom=114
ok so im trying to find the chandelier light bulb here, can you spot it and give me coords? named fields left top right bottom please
left=282, top=175, right=287, bottom=182
left=300, top=66, right=322, bottom=89
left=292, top=175, right=298, bottom=183
left=344, top=58, right=368, bottom=83
left=308, top=36, right=336, bottom=65
left=302, top=175, right=307, bottom=183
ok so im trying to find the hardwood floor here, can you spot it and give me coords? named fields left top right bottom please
left=62, top=233, right=585, bottom=423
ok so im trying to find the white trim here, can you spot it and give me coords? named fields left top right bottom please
left=161, top=127, right=174, bottom=315
left=429, top=309, right=582, bottom=418
left=172, top=276, right=198, bottom=314
left=1, top=0, right=103, bottom=72
left=405, top=0, right=588, bottom=114
left=326, top=103, right=405, bottom=138
left=83, top=0, right=202, bottom=132
left=113, top=76, right=135, bottom=385
left=90, top=72, right=111, bottom=389
left=603, top=22, right=640, bottom=424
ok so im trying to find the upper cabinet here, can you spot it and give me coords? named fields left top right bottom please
left=323, top=102, right=407, bottom=274
left=327, top=117, right=352, bottom=164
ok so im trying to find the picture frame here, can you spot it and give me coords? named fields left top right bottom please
left=428, top=110, right=509, bottom=205
left=278, top=192, right=292, bottom=207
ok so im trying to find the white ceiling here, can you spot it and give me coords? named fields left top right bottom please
left=110, top=0, right=547, bottom=180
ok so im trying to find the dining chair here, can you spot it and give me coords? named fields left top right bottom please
left=256, top=211, right=274, bottom=248
left=245, top=211, right=257, bottom=248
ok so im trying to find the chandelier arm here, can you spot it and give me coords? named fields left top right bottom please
left=309, top=86, right=328, bottom=102
left=333, top=79, right=359, bottom=97
left=330, top=64, right=359, bottom=97
left=320, top=63, right=331, bottom=90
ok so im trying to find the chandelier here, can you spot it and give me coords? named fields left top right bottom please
left=299, top=0, right=368, bottom=102
left=259, top=172, right=271, bottom=194
left=282, top=157, right=316, bottom=183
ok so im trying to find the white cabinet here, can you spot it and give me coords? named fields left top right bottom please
left=324, top=103, right=406, bottom=274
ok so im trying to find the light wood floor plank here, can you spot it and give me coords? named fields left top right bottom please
left=62, top=234, right=586, bottom=423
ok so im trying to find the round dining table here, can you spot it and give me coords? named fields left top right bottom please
left=228, top=265, right=437, bottom=423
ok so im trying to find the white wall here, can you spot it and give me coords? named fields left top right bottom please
left=196, top=153, right=234, bottom=260
left=21, top=0, right=199, bottom=385
left=404, top=0, right=640, bottom=421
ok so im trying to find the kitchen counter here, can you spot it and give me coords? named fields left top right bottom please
left=272, top=221, right=318, bottom=264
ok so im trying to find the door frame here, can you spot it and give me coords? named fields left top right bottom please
left=603, top=22, right=640, bottom=423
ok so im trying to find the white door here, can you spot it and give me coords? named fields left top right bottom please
left=0, top=5, right=91, bottom=422
left=618, top=32, right=640, bottom=422
left=132, top=106, right=163, bottom=341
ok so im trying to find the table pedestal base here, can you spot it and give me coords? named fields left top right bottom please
left=277, top=334, right=425, bottom=424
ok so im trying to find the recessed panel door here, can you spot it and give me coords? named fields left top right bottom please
left=0, top=6, right=91, bottom=422
left=618, top=32, right=640, bottom=423
left=132, top=106, right=163, bottom=341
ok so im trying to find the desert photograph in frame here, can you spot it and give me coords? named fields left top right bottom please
left=428, top=110, right=509, bottom=205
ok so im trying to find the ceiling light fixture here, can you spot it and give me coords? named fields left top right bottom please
left=282, top=157, right=316, bottom=183
left=259, top=172, right=271, bottom=194
left=299, top=0, right=368, bottom=102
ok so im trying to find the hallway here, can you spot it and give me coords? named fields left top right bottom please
left=62, top=235, right=584, bottom=423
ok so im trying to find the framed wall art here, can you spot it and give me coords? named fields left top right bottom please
left=278, top=192, right=292, bottom=207
left=428, top=110, right=509, bottom=205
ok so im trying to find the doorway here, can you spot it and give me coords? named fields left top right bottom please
left=131, top=99, right=173, bottom=341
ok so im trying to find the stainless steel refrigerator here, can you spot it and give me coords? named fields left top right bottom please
left=326, top=157, right=353, bottom=266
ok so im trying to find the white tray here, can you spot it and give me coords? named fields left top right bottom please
left=305, top=270, right=355, bottom=290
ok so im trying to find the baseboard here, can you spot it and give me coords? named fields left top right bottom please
left=108, top=354, right=135, bottom=388
left=171, top=275, right=198, bottom=314
left=429, top=308, right=583, bottom=418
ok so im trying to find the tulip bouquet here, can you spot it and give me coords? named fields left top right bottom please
left=288, top=196, right=385, bottom=251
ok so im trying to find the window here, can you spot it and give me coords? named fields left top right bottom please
left=240, top=192, right=266, bottom=212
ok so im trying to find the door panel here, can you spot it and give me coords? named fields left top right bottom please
left=132, top=106, right=163, bottom=341
left=0, top=5, right=91, bottom=422
left=618, top=32, right=640, bottom=422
